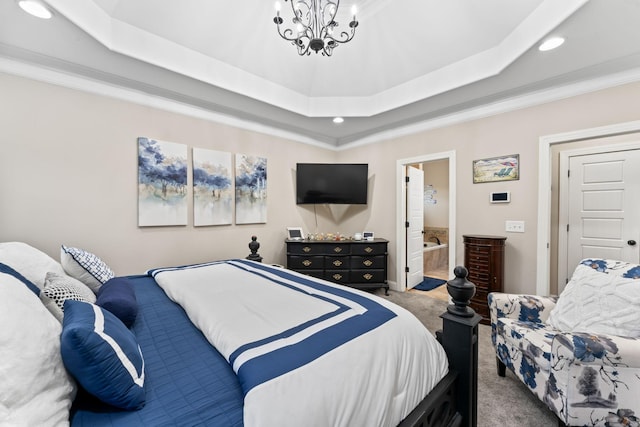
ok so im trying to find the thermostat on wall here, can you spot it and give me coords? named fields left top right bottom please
left=490, top=191, right=510, bottom=203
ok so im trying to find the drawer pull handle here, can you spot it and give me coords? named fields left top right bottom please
left=363, top=273, right=373, bottom=281
left=363, top=260, right=373, bottom=267
left=333, top=274, right=343, bottom=280
left=333, top=260, right=343, bottom=267
left=365, top=247, right=373, bottom=253
left=303, top=247, right=311, bottom=253
left=302, top=260, right=312, bottom=267
left=333, top=247, right=343, bottom=253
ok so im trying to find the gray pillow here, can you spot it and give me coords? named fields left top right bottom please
left=40, top=272, right=96, bottom=322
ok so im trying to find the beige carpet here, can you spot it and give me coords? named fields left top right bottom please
left=374, top=289, right=558, bottom=427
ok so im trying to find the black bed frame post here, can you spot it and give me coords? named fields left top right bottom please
left=246, top=236, right=263, bottom=263
left=437, top=266, right=481, bottom=427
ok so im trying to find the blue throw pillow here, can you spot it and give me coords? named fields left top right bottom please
left=97, top=277, right=138, bottom=328
left=60, top=300, right=145, bottom=410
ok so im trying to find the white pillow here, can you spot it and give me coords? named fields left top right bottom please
left=0, top=241, right=65, bottom=289
left=547, top=264, right=640, bottom=337
left=41, top=272, right=97, bottom=323
left=0, top=270, right=76, bottom=424
left=60, top=245, right=115, bottom=293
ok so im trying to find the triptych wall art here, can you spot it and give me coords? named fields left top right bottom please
left=137, top=137, right=267, bottom=227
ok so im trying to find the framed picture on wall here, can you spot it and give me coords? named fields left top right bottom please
left=472, top=154, right=519, bottom=184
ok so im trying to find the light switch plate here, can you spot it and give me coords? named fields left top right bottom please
left=505, top=220, right=525, bottom=233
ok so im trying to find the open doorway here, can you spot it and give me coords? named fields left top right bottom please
left=420, top=159, right=450, bottom=281
left=395, top=151, right=457, bottom=293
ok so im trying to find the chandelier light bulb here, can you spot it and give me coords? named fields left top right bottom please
left=351, top=5, right=357, bottom=17
left=274, top=1, right=281, bottom=12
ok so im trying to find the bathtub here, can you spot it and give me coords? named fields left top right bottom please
left=423, top=242, right=449, bottom=273
left=423, top=241, right=448, bottom=251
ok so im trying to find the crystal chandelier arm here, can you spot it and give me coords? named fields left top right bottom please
left=273, top=0, right=358, bottom=56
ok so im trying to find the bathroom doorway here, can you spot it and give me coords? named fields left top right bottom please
left=418, top=158, right=450, bottom=280
left=395, top=151, right=456, bottom=293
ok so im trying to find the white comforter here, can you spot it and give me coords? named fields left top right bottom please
left=151, top=260, right=448, bottom=427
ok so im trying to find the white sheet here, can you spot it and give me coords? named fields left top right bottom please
left=152, top=260, right=448, bottom=427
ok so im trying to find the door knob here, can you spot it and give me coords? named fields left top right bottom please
left=628, top=240, right=637, bottom=246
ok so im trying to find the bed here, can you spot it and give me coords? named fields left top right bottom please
left=0, top=241, right=479, bottom=427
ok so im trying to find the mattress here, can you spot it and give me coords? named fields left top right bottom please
left=151, top=260, right=448, bottom=427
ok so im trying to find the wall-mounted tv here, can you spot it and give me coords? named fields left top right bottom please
left=296, top=163, right=368, bottom=205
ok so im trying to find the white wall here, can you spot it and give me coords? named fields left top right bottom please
left=423, top=159, right=449, bottom=229
left=3, top=71, right=640, bottom=294
left=338, top=81, right=640, bottom=294
left=0, top=73, right=339, bottom=274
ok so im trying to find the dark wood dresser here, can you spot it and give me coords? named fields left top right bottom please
left=286, top=238, right=389, bottom=294
left=463, top=235, right=506, bottom=324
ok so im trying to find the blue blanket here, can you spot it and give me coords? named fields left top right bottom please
left=71, top=274, right=244, bottom=427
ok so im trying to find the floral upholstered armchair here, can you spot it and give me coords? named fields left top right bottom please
left=489, top=258, right=640, bottom=427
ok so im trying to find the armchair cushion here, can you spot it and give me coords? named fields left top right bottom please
left=546, top=259, right=640, bottom=338
left=490, top=257, right=640, bottom=426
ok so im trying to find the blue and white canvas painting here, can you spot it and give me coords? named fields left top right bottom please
left=235, top=154, right=267, bottom=224
left=137, top=137, right=188, bottom=226
left=192, top=148, right=233, bottom=226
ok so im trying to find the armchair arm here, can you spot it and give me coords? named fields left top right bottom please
left=488, top=293, right=558, bottom=325
left=552, top=331, right=640, bottom=369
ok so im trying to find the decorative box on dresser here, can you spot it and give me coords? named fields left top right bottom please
left=463, top=235, right=506, bottom=324
left=285, top=238, right=389, bottom=294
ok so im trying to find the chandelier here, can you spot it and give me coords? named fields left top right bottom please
left=273, top=1, right=359, bottom=56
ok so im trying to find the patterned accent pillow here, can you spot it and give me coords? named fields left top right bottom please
left=60, top=245, right=115, bottom=293
left=41, top=272, right=96, bottom=323
left=60, top=300, right=145, bottom=410
left=547, top=263, right=640, bottom=337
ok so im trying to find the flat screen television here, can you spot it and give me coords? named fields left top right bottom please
left=296, top=163, right=368, bottom=205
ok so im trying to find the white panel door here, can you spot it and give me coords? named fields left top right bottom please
left=564, top=150, right=640, bottom=291
left=407, top=166, right=424, bottom=289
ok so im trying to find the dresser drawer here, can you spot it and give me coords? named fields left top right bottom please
left=288, top=242, right=351, bottom=255
left=325, top=270, right=350, bottom=283
left=350, top=269, right=386, bottom=283
left=350, top=255, right=385, bottom=269
left=471, top=289, right=489, bottom=306
left=467, top=252, right=489, bottom=265
left=288, top=255, right=324, bottom=269
left=468, top=245, right=490, bottom=256
left=325, top=256, right=349, bottom=270
left=287, top=243, right=321, bottom=255
left=351, top=243, right=387, bottom=256
left=467, top=270, right=490, bottom=285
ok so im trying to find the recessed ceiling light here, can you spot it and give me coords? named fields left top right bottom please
left=538, top=36, right=565, bottom=52
left=333, top=117, right=344, bottom=124
left=17, top=0, right=53, bottom=19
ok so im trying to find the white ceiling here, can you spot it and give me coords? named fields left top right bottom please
left=1, top=0, right=640, bottom=147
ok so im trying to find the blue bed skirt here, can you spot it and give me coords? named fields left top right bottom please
left=71, top=275, right=244, bottom=426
